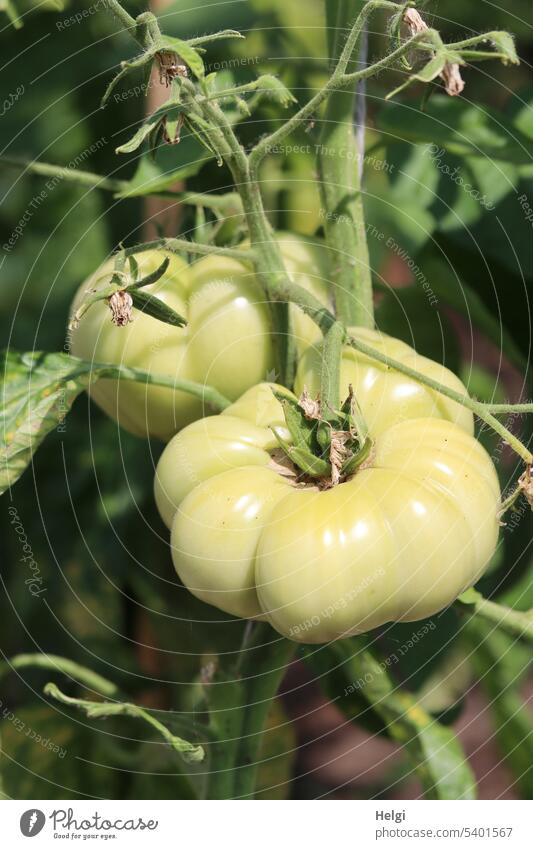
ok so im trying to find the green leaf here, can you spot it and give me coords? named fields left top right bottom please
left=1, top=351, right=229, bottom=495
left=128, top=289, right=187, bottom=326
left=465, top=620, right=533, bottom=797
left=330, top=640, right=477, bottom=799
left=0, top=705, right=120, bottom=800
left=377, top=96, right=533, bottom=166
left=274, top=393, right=319, bottom=453
left=271, top=426, right=330, bottom=479
left=115, top=119, right=160, bottom=154
left=101, top=48, right=158, bottom=107
left=387, top=53, right=449, bottom=100
left=486, top=31, right=519, bottom=65
left=157, top=35, right=204, bottom=79
left=288, top=445, right=330, bottom=478
left=44, top=682, right=205, bottom=764
left=341, top=436, right=373, bottom=475
left=254, top=75, right=297, bottom=107
left=115, top=149, right=208, bottom=198
left=1, top=351, right=96, bottom=496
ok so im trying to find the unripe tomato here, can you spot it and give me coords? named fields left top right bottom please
left=154, top=366, right=500, bottom=642
left=69, top=236, right=330, bottom=441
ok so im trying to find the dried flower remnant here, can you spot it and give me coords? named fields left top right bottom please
left=298, top=387, right=321, bottom=420
left=518, top=465, right=533, bottom=510
left=329, top=430, right=352, bottom=486
left=108, top=290, right=133, bottom=326
left=403, top=7, right=465, bottom=96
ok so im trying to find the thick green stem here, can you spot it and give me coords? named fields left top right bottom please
left=204, top=673, right=246, bottom=799
left=457, top=590, right=533, bottom=642
left=232, top=624, right=296, bottom=799
left=319, top=0, right=373, bottom=327
left=201, top=99, right=297, bottom=386
left=320, top=321, right=345, bottom=412
left=105, top=0, right=137, bottom=33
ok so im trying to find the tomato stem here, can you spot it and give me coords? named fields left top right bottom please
left=232, top=624, right=295, bottom=798
left=123, top=237, right=256, bottom=262
left=96, top=363, right=232, bottom=412
left=320, top=320, right=345, bottom=412
left=318, top=0, right=373, bottom=328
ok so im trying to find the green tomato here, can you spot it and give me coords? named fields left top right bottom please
left=154, top=366, right=500, bottom=643
left=69, top=235, right=330, bottom=440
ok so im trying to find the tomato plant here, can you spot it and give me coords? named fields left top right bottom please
left=1, top=0, right=533, bottom=807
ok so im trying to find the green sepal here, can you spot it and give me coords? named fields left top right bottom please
left=128, top=290, right=186, bottom=327
left=271, top=428, right=330, bottom=479
left=342, top=437, right=374, bottom=477
left=273, top=392, right=320, bottom=455
left=289, top=446, right=331, bottom=478
left=126, top=256, right=170, bottom=290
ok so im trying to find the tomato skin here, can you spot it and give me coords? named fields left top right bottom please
left=155, top=371, right=500, bottom=643
left=70, top=236, right=330, bottom=440
left=295, top=326, right=474, bottom=436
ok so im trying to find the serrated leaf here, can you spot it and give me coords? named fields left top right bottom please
left=465, top=620, right=533, bottom=797
left=329, top=640, right=477, bottom=799
left=128, top=289, right=187, bottom=327
left=387, top=53, right=448, bottom=100
left=488, top=31, right=519, bottom=65
left=157, top=35, right=204, bottom=79
left=116, top=119, right=160, bottom=154
left=255, top=75, right=297, bottom=107
left=1, top=351, right=96, bottom=496
left=44, top=683, right=204, bottom=764
left=376, top=95, right=533, bottom=166
left=1, top=350, right=222, bottom=495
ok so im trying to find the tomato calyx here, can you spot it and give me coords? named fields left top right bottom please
left=270, top=386, right=373, bottom=488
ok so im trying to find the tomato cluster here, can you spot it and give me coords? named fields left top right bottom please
left=72, top=238, right=501, bottom=642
